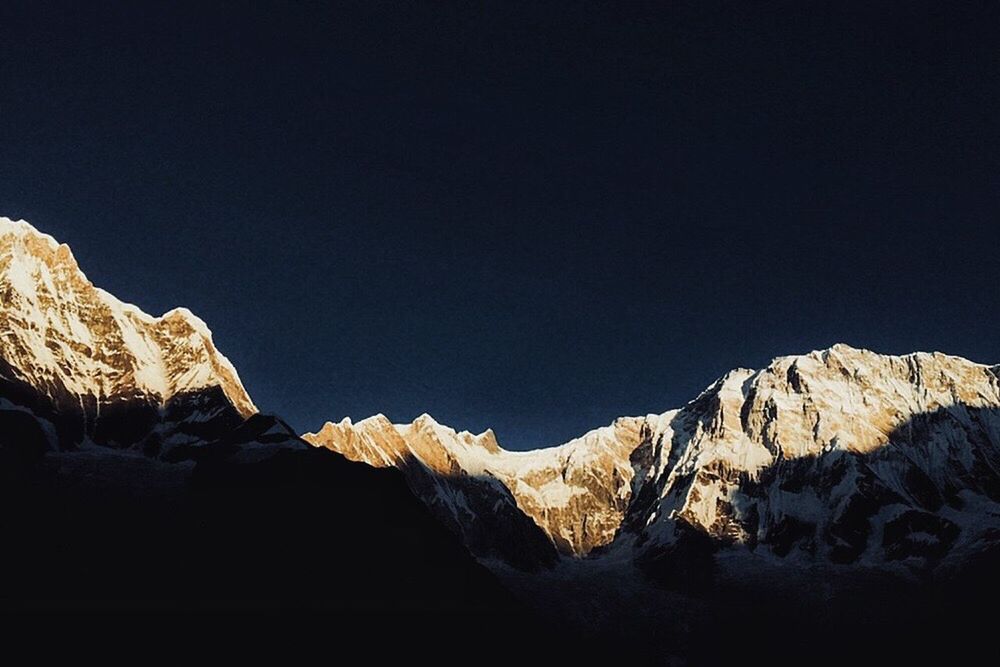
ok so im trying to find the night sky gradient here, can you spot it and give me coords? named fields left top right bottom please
left=2, top=2, right=999, bottom=449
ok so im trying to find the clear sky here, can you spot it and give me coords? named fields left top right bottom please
left=2, top=2, right=999, bottom=449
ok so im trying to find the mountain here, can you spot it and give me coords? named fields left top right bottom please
left=307, top=343, right=1000, bottom=646
left=0, top=217, right=521, bottom=620
left=308, top=345, right=1000, bottom=570
left=622, top=345, right=1000, bottom=569
left=0, top=217, right=255, bottom=456
left=6, top=214, right=1000, bottom=659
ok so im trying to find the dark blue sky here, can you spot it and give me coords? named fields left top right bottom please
left=2, top=2, right=999, bottom=449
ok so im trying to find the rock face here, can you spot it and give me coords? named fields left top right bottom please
left=308, top=345, right=1000, bottom=572
left=0, top=217, right=256, bottom=455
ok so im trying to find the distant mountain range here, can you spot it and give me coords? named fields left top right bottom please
left=3, top=216, right=999, bottom=660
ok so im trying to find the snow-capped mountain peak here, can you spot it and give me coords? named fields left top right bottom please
left=0, top=216, right=256, bottom=451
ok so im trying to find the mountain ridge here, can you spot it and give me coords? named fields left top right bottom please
left=307, top=343, right=1000, bottom=570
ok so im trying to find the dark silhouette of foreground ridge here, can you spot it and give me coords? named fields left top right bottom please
left=3, top=406, right=998, bottom=660
left=0, top=410, right=518, bottom=614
